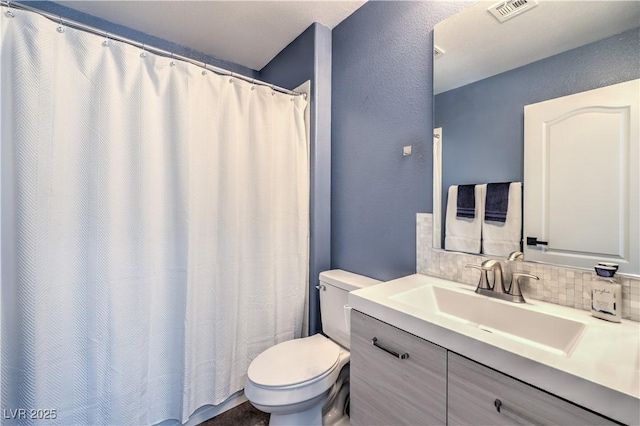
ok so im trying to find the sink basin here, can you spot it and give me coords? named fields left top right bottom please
left=390, top=285, right=586, bottom=356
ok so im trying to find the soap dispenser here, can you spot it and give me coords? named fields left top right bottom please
left=591, top=262, right=622, bottom=323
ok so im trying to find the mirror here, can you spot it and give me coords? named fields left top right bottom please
left=433, top=0, right=640, bottom=274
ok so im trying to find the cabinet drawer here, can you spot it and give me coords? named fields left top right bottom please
left=447, top=352, right=617, bottom=425
left=350, top=310, right=447, bottom=426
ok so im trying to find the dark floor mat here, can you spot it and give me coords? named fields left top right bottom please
left=198, top=401, right=270, bottom=426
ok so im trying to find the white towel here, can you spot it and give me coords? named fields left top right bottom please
left=482, top=182, right=522, bottom=256
left=444, top=185, right=485, bottom=254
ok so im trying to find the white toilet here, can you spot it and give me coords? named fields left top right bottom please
left=244, top=269, right=380, bottom=426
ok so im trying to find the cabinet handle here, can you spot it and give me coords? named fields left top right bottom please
left=371, top=337, right=409, bottom=360
left=494, top=399, right=541, bottom=425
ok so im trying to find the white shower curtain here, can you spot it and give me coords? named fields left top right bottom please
left=1, top=9, right=309, bottom=426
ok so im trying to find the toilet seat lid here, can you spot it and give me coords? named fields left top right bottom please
left=248, top=334, right=340, bottom=387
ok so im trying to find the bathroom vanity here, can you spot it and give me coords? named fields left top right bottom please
left=348, top=275, right=640, bottom=425
left=350, top=309, right=446, bottom=425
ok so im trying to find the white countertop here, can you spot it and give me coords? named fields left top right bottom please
left=348, top=274, right=640, bottom=425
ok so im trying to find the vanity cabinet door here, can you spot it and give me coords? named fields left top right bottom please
left=350, top=310, right=447, bottom=426
left=447, top=352, right=617, bottom=425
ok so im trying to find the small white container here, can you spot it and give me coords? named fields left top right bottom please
left=591, top=277, right=622, bottom=323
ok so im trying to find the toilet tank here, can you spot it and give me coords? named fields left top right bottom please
left=318, top=269, right=380, bottom=349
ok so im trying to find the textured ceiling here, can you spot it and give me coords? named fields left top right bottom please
left=435, top=0, right=640, bottom=94
left=57, top=1, right=366, bottom=71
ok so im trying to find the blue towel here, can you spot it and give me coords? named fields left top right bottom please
left=456, top=185, right=476, bottom=219
left=485, top=182, right=511, bottom=223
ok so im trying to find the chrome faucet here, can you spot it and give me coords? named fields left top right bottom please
left=481, top=259, right=507, bottom=294
left=465, top=252, right=538, bottom=303
left=508, top=251, right=524, bottom=261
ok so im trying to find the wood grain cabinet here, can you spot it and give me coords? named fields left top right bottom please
left=350, top=310, right=447, bottom=426
left=350, top=310, right=617, bottom=426
left=447, top=352, right=616, bottom=426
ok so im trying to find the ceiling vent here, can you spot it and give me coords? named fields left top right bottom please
left=434, top=45, right=445, bottom=59
left=488, top=0, right=538, bottom=23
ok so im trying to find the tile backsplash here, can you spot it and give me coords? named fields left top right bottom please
left=417, top=213, right=640, bottom=322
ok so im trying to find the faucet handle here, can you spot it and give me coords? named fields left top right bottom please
left=509, top=272, right=539, bottom=300
left=512, top=272, right=539, bottom=281
left=466, top=263, right=494, bottom=272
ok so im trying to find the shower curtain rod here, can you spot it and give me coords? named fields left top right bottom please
left=1, top=1, right=305, bottom=98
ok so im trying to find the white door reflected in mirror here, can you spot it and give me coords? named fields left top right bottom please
left=523, top=79, right=639, bottom=275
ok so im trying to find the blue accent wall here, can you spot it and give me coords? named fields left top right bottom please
left=436, top=27, right=640, bottom=243
left=260, top=23, right=332, bottom=335
left=31, top=1, right=258, bottom=78
left=331, top=1, right=470, bottom=282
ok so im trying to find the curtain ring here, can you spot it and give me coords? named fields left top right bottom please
left=271, top=84, right=276, bottom=96
left=140, top=44, right=147, bottom=58
left=170, top=52, right=176, bottom=67
left=229, top=72, right=234, bottom=83
left=5, top=1, right=15, bottom=18
left=57, top=16, right=65, bottom=33
left=102, top=31, right=110, bottom=47
left=202, top=64, right=207, bottom=75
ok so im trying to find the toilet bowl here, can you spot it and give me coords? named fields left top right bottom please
left=244, top=270, right=380, bottom=426
left=245, top=334, right=350, bottom=425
